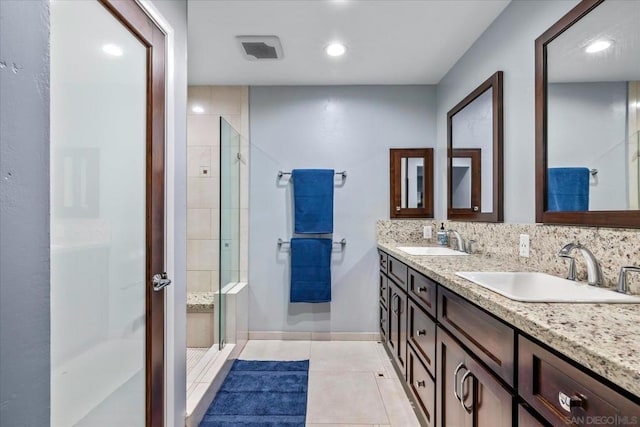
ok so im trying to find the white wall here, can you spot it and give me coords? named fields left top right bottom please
left=547, top=82, right=628, bottom=210
left=249, top=85, right=436, bottom=333
left=436, top=0, right=581, bottom=223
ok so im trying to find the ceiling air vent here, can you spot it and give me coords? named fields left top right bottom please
left=236, top=36, right=283, bottom=61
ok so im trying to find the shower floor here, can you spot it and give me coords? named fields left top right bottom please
left=187, top=347, right=209, bottom=374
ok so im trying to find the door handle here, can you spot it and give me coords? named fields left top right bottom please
left=453, top=362, right=466, bottom=403
left=460, top=369, right=474, bottom=413
left=152, top=272, right=172, bottom=291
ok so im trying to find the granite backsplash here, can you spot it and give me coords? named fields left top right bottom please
left=377, top=220, right=640, bottom=294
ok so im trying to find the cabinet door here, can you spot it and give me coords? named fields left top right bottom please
left=379, top=303, right=388, bottom=341
left=379, top=271, right=388, bottom=307
left=464, top=354, right=513, bottom=427
left=436, top=326, right=470, bottom=427
left=387, top=281, right=407, bottom=376
left=437, top=327, right=513, bottom=427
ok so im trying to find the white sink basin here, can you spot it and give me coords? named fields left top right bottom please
left=397, top=246, right=468, bottom=256
left=456, top=271, right=640, bottom=303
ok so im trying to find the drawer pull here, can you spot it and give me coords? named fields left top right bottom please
left=453, top=362, right=466, bottom=403
left=460, top=370, right=475, bottom=413
left=559, top=392, right=584, bottom=412
left=416, top=329, right=427, bottom=336
left=417, top=286, right=427, bottom=293
left=415, top=380, right=426, bottom=388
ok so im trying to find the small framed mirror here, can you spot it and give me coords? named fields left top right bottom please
left=389, top=148, right=434, bottom=218
left=536, top=0, right=640, bottom=227
left=447, top=71, right=504, bottom=222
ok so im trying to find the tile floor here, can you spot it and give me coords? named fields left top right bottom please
left=238, top=340, right=421, bottom=427
left=187, top=347, right=209, bottom=373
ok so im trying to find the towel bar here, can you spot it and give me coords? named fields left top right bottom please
left=278, top=170, right=347, bottom=179
left=277, top=238, right=346, bottom=249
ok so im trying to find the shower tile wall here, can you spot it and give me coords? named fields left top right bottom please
left=186, top=86, right=249, bottom=347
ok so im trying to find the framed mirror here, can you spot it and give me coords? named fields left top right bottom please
left=389, top=148, right=434, bottom=218
left=447, top=71, right=504, bottom=222
left=536, top=0, right=640, bottom=227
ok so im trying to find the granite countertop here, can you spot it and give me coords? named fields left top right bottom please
left=187, top=292, right=215, bottom=313
left=378, top=241, right=640, bottom=398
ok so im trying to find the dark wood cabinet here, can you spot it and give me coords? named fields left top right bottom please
left=518, top=404, right=547, bottom=427
left=388, top=255, right=408, bottom=291
left=408, top=298, right=436, bottom=376
left=408, top=267, right=437, bottom=317
left=408, top=345, right=436, bottom=426
left=388, top=280, right=407, bottom=375
left=518, top=336, right=640, bottom=426
left=377, top=250, right=638, bottom=427
left=379, top=271, right=388, bottom=307
left=438, top=286, right=515, bottom=386
left=436, top=327, right=512, bottom=427
left=379, top=303, right=388, bottom=341
left=379, top=250, right=388, bottom=274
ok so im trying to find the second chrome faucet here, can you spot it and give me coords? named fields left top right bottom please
left=558, top=243, right=604, bottom=287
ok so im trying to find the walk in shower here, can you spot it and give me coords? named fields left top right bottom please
left=186, top=117, right=241, bottom=384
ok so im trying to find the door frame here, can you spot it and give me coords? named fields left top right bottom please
left=97, top=1, right=169, bottom=425
left=135, top=1, right=181, bottom=426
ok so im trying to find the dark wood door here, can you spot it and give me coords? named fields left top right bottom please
left=436, top=326, right=470, bottom=427
left=388, top=281, right=407, bottom=376
left=437, top=327, right=512, bottom=427
left=97, top=1, right=167, bottom=425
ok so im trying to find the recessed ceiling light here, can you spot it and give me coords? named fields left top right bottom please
left=192, top=105, right=205, bottom=114
left=102, top=44, right=123, bottom=57
left=325, top=43, right=346, bottom=57
left=585, top=40, right=611, bottom=53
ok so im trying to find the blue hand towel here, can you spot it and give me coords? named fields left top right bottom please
left=292, top=169, right=334, bottom=234
left=290, top=238, right=332, bottom=303
left=547, top=167, right=590, bottom=211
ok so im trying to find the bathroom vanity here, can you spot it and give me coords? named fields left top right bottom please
left=377, top=244, right=640, bottom=427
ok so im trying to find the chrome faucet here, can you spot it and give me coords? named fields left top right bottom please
left=616, top=266, right=640, bottom=294
left=558, top=243, right=604, bottom=287
left=448, top=230, right=465, bottom=252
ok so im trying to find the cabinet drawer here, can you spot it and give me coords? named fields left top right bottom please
left=408, top=268, right=437, bottom=317
left=519, top=336, right=639, bottom=426
left=518, top=405, right=547, bottom=427
left=437, top=287, right=515, bottom=386
left=379, top=250, right=388, bottom=274
left=408, top=345, right=436, bottom=427
left=408, top=299, right=436, bottom=377
left=379, top=272, right=388, bottom=307
left=388, top=256, right=408, bottom=290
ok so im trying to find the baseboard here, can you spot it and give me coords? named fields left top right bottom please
left=248, top=331, right=381, bottom=341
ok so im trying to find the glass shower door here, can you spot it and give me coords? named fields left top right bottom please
left=218, top=118, right=240, bottom=349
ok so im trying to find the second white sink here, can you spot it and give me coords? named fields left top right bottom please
left=456, top=271, right=640, bottom=303
left=397, top=246, right=468, bottom=256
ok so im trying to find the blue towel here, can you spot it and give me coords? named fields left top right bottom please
left=290, top=238, right=332, bottom=303
left=547, top=167, right=590, bottom=211
left=292, top=169, right=334, bottom=234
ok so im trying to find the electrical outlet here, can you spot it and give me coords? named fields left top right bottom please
left=423, top=225, right=433, bottom=239
left=519, top=234, right=530, bottom=258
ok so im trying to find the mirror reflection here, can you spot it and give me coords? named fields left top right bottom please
left=400, top=157, right=424, bottom=208
left=389, top=148, right=434, bottom=218
left=447, top=71, right=504, bottom=224
left=546, top=0, right=640, bottom=212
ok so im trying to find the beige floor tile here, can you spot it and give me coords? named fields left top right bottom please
left=239, top=340, right=311, bottom=361
left=306, top=424, right=375, bottom=427
left=310, top=341, right=386, bottom=372
left=377, top=378, right=421, bottom=427
left=306, top=371, right=389, bottom=425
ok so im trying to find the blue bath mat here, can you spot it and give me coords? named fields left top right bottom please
left=199, top=360, right=309, bottom=427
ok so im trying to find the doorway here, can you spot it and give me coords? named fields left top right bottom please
left=50, top=0, right=167, bottom=425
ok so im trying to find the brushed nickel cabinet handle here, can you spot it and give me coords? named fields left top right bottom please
left=416, top=329, right=426, bottom=336
left=460, top=370, right=474, bottom=413
left=415, top=380, right=426, bottom=388
left=453, top=362, right=466, bottom=403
